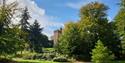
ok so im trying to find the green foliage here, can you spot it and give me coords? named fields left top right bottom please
left=0, top=0, right=124, bottom=62
left=115, top=9, right=125, bottom=36
left=115, top=9, right=125, bottom=56
left=114, top=0, right=125, bottom=59
left=0, top=0, right=51, bottom=58
left=15, top=51, right=36, bottom=59
left=80, top=2, right=108, bottom=20
left=120, top=0, right=125, bottom=8
left=56, top=22, right=80, bottom=57
left=29, top=20, right=50, bottom=53
left=79, top=2, right=121, bottom=59
left=15, top=59, right=59, bottom=63
left=42, top=53, right=56, bottom=60
left=20, top=7, right=30, bottom=32
left=53, top=57, right=69, bottom=62
left=43, top=48, right=55, bottom=52
left=91, top=40, right=114, bottom=63
left=19, top=7, right=30, bottom=46
left=56, top=2, right=121, bottom=61
left=0, top=27, right=26, bottom=56
left=0, top=0, right=17, bottom=33
left=0, top=1, right=27, bottom=57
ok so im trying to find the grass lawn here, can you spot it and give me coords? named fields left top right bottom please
left=14, top=59, right=59, bottom=63
left=13, top=58, right=125, bottom=63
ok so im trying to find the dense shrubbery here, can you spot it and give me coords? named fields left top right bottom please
left=14, top=51, right=36, bottom=59
left=13, top=49, right=69, bottom=62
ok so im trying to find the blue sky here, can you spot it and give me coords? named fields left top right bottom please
left=8, top=0, right=120, bottom=38
left=35, top=0, right=80, bottom=23
left=35, top=0, right=120, bottom=22
left=33, top=0, right=120, bottom=37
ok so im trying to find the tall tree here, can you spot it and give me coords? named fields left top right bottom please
left=0, top=0, right=17, bottom=33
left=57, top=22, right=80, bottom=58
left=78, top=2, right=120, bottom=59
left=19, top=7, right=30, bottom=32
left=0, top=0, right=26, bottom=57
left=19, top=7, right=30, bottom=46
left=29, top=20, right=43, bottom=53
left=114, top=0, right=125, bottom=58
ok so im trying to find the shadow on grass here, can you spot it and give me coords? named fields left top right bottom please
left=18, top=62, right=38, bottom=63
left=18, top=61, right=39, bottom=63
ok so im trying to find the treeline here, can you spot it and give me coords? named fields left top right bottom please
left=56, top=0, right=125, bottom=61
left=0, top=0, right=52, bottom=57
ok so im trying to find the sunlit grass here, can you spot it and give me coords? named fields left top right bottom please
left=15, top=59, right=59, bottom=63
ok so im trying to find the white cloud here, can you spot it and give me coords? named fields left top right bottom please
left=107, top=16, right=112, bottom=22
left=6, top=0, right=63, bottom=38
left=66, top=0, right=99, bottom=9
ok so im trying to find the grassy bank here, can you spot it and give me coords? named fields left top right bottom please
left=15, top=59, right=125, bottom=63
left=15, top=59, right=59, bottom=63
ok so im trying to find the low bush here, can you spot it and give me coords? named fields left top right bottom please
left=42, top=53, right=56, bottom=60
left=32, top=54, right=43, bottom=60
left=53, top=57, right=69, bottom=62
left=14, top=51, right=37, bottom=59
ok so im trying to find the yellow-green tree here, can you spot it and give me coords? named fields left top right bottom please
left=114, top=0, right=125, bottom=58
left=78, top=2, right=120, bottom=59
left=57, top=22, right=80, bottom=57
left=91, top=40, right=114, bottom=63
